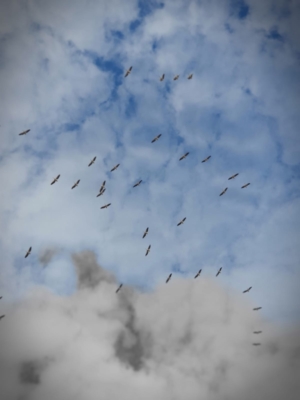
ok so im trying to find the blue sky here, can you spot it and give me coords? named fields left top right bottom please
left=0, top=0, right=300, bottom=328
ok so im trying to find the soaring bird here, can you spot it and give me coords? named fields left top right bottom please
left=151, top=134, right=162, bottom=143
left=177, top=217, right=186, bottom=226
left=124, top=66, right=132, bottom=77
left=25, top=247, right=32, bottom=258
left=116, top=284, right=123, bottom=293
left=133, top=180, right=142, bottom=188
left=202, top=156, right=211, bottom=163
left=100, top=203, right=111, bottom=209
left=253, top=331, right=262, bottom=334
left=0, top=315, right=5, bottom=320
left=145, top=245, right=151, bottom=256
left=187, top=74, right=193, bottom=79
left=228, top=173, right=239, bottom=180
left=97, top=188, right=106, bottom=197
left=88, top=157, right=96, bottom=166
left=173, top=75, right=179, bottom=80
left=194, top=269, right=202, bottom=279
left=166, top=273, right=172, bottom=283
left=51, top=175, right=60, bottom=185
left=179, top=152, right=189, bottom=161
left=71, top=180, right=80, bottom=189
left=252, top=343, right=261, bottom=346
left=243, top=286, right=252, bottom=293
left=160, top=74, right=165, bottom=81
left=253, top=307, right=262, bottom=311
left=99, top=181, right=106, bottom=193
left=142, top=227, right=149, bottom=238
left=19, top=129, right=30, bottom=136
left=111, top=164, right=120, bottom=172
left=0, top=296, right=3, bottom=300
left=216, top=267, right=222, bottom=277
left=241, top=183, right=250, bottom=189
left=219, top=187, right=228, bottom=196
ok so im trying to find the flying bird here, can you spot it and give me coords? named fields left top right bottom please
left=253, top=307, right=262, bottom=311
left=187, top=74, right=193, bottom=79
left=0, top=315, right=5, bottom=320
left=173, top=75, right=179, bottom=80
left=116, top=284, right=123, bottom=294
left=25, top=247, right=32, bottom=258
left=243, top=286, right=252, bottom=293
left=216, top=267, right=222, bottom=277
left=202, top=155, right=211, bottom=163
left=19, top=129, right=30, bottom=136
left=228, top=173, right=239, bottom=180
left=0, top=296, right=2, bottom=300
left=88, top=157, right=96, bottom=166
left=145, top=245, right=151, bottom=256
left=99, top=181, right=106, bottom=193
left=160, top=74, right=165, bottom=81
left=179, top=152, right=189, bottom=161
left=252, top=343, right=261, bottom=346
left=194, top=269, right=202, bottom=279
left=142, top=227, right=149, bottom=238
left=253, top=331, right=262, bottom=334
left=177, top=217, right=186, bottom=226
left=133, top=180, right=142, bottom=188
left=166, top=273, right=172, bottom=283
left=241, top=183, right=250, bottom=189
left=124, top=66, right=132, bottom=77
left=100, top=203, right=111, bottom=209
left=96, top=188, right=106, bottom=197
left=219, top=187, right=228, bottom=196
left=110, top=163, right=120, bottom=172
left=151, top=134, right=162, bottom=143
left=51, top=175, right=60, bottom=185
left=71, top=180, right=80, bottom=189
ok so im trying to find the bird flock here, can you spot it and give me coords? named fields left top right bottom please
left=1, top=68, right=262, bottom=347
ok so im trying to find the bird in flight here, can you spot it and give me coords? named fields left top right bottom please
left=19, top=129, right=30, bottom=136
left=160, top=74, right=165, bottom=81
left=173, top=75, right=179, bottom=80
left=166, top=273, right=172, bottom=283
left=116, top=284, right=123, bottom=293
left=100, top=203, right=111, bottom=209
left=111, top=163, right=120, bottom=172
left=252, top=343, right=261, bottom=346
left=124, top=66, right=132, bottom=77
left=202, top=156, right=211, bottom=163
left=71, top=180, right=80, bottom=189
left=177, top=217, right=186, bottom=226
left=253, top=331, right=262, bottom=334
left=0, top=296, right=3, bottom=300
left=228, top=173, right=239, bottom=180
left=51, top=175, right=60, bottom=185
left=0, top=315, right=5, bottom=320
left=179, top=152, right=189, bottom=161
left=142, top=227, right=149, bottom=238
left=241, top=183, right=250, bottom=189
left=253, top=307, right=262, bottom=311
left=219, top=187, right=228, bottom=196
left=133, top=180, right=142, bottom=188
left=151, top=134, right=162, bottom=143
left=99, top=181, right=106, bottom=193
left=145, top=245, right=151, bottom=256
left=216, top=267, right=222, bottom=277
left=194, top=269, right=202, bottom=279
left=88, top=157, right=96, bottom=167
left=243, top=286, right=252, bottom=293
left=25, top=247, right=32, bottom=258
left=187, top=74, right=193, bottom=79
left=97, top=188, right=106, bottom=197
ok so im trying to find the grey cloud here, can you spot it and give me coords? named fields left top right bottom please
left=39, top=247, right=61, bottom=267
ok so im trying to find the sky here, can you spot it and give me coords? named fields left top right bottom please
left=0, top=0, right=300, bottom=398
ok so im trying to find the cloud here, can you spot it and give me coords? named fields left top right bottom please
left=38, top=247, right=61, bottom=267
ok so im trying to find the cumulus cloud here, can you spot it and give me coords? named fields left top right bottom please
left=0, top=251, right=299, bottom=400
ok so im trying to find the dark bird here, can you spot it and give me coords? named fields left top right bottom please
left=253, top=331, right=262, bottom=334
left=100, top=203, right=111, bottom=209
left=241, top=183, right=250, bottom=189
left=151, top=134, right=162, bottom=143
left=160, top=74, right=165, bottom=81
left=253, top=307, right=262, bottom=311
left=51, top=175, right=60, bottom=185
left=71, top=180, right=80, bottom=189
left=179, top=152, right=189, bottom=161
left=133, top=180, right=142, bottom=188
left=88, top=156, right=96, bottom=166
left=19, top=129, right=30, bottom=136
left=0, top=296, right=2, bottom=300
left=124, top=66, right=132, bottom=77
left=142, top=227, right=149, bottom=238
left=116, top=284, right=123, bottom=293
left=111, top=163, right=120, bottom=172
left=173, top=75, right=179, bottom=80
left=194, top=269, right=202, bottom=279
left=0, top=315, right=5, bottom=320
left=99, top=181, right=106, bottom=193
left=97, top=188, right=106, bottom=197
left=216, top=267, right=222, bottom=277
left=201, top=155, right=211, bottom=163
left=219, top=187, right=228, bottom=196
left=145, top=245, right=151, bottom=256
left=25, top=247, right=32, bottom=258
left=187, top=74, right=193, bottom=79
left=243, top=286, right=252, bottom=293
left=177, top=217, right=186, bottom=226
left=228, top=173, right=239, bottom=180
left=166, top=273, right=172, bottom=283
left=252, top=343, right=261, bottom=346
